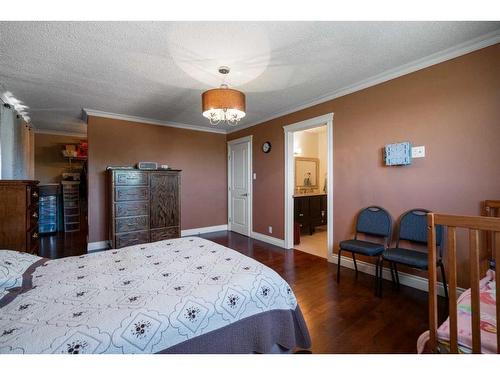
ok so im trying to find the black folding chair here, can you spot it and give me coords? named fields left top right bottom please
left=338, top=206, right=392, bottom=296
left=381, top=209, right=446, bottom=298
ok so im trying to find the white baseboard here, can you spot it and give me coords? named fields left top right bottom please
left=181, top=225, right=228, bottom=237
left=87, top=241, right=110, bottom=252
left=331, top=254, right=464, bottom=297
left=251, top=231, right=286, bottom=248
left=87, top=225, right=227, bottom=252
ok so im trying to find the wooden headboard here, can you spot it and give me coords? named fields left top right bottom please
left=427, top=212, right=500, bottom=354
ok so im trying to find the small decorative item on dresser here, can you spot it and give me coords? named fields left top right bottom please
left=137, top=162, right=158, bottom=170
left=0, top=180, right=40, bottom=254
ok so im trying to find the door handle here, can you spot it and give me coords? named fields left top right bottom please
left=241, top=193, right=248, bottom=197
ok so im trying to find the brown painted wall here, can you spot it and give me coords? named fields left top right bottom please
left=87, top=117, right=227, bottom=243
left=228, top=45, right=500, bottom=286
left=34, top=133, right=86, bottom=184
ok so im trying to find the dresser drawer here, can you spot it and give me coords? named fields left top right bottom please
left=64, top=207, right=80, bottom=216
left=27, top=185, right=39, bottom=207
left=26, top=226, right=39, bottom=254
left=65, top=214, right=80, bottom=224
left=62, top=184, right=79, bottom=193
left=114, top=171, right=148, bottom=186
left=115, top=201, right=149, bottom=218
left=64, top=200, right=79, bottom=208
left=63, top=192, right=79, bottom=200
left=27, top=206, right=39, bottom=230
left=150, top=226, right=180, bottom=242
left=115, top=186, right=149, bottom=202
left=115, top=216, right=149, bottom=233
left=64, top=223, right=80, bottom=232
left=115, top=230, right=149, bottom=248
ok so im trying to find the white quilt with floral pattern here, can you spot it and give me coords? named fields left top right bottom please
left=0, top=237, right=298, bottom=354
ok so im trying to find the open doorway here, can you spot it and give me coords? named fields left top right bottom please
left=35, top=134, right=88, bottom=258
left=292, top=126, right=328, bottom=257
left=284, top=113, right=333, bottom=259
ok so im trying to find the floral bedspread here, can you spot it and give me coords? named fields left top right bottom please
left=0, top=237, right=306, bottom=354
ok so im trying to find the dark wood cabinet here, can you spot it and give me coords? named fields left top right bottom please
left=108, top=169, right=181, bottom=249
left=0, top=180, right=40, bottom=254
left=294, top=194, right=327, bottom=235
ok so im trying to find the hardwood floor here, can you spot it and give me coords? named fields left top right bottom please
left=39, top=229, right=446, bottom=353
left=39, top=230, right=87, bottom=259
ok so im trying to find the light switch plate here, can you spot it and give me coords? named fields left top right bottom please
left=411, top=146, right=425, bottom=158
left=253, top=173, right=256, bottom=180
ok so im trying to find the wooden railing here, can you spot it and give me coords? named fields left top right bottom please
left=485, top=200, right=500, bottom=268
left=427, top=213, right=500, bottom=354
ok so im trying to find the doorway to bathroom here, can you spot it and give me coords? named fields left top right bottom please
left=284, top=113, right=333, bottom=260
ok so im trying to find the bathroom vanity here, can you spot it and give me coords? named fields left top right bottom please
left=293, top=192, right=327, bottom=235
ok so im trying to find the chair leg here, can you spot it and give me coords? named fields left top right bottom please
left=394, top=263, right=400, bottom=290
left=375, top=257, right=384, bottom=298
left=440, top=262, right=448, bottom=300
left=337, top=249, right=342, bottom=283
left=389, top=261, right=396, bottom=287
left=352, top=253, right=358, bottom=278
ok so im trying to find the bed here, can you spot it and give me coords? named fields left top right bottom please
left=0, top=237, right=311, bottom=354
left=418, top=207, right=500, bottom=354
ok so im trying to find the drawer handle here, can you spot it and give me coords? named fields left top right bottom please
left=32, top=192, right=39, bottom=198
left=32, top=212, right=38, bottom=218
left=299, top=213, right=304, bottom=217
left=32, top=232, right=39, bottom=239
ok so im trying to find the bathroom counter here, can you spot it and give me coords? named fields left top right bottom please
left=293, top=192, right=327, bottom=198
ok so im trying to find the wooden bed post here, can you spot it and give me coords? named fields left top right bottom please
left=447, top=226, right=458, bottom=353
left=496, top=231, right=500, bottom=354
left=469, top=229, right=481, bottom=354
left=427, top=213, right=438, bottom=352
left=484, top=200, right=500, bottom=353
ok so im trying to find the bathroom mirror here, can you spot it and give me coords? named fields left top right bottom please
left=295, top=157, right=319, bottom=188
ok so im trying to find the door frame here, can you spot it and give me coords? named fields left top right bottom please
left=283, top=113, right=334, bottom=259
left=227, top=135, right=253, bottom=236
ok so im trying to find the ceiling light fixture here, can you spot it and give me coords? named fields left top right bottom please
left=202, top=66, right=246, bottom=126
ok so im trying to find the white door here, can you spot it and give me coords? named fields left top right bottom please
left=228, top=139, right=251, bottom=236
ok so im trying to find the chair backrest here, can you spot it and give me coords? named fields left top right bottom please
left=355, top=206, right=392, bottom=241
left=397, top=208, right=443, bottom=250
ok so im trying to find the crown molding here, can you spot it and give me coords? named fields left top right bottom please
left=34, top=128, right=87, bottom=138
left=227, top=29, right=500, bottom=134
left=82, top=108, right=227, bottom=135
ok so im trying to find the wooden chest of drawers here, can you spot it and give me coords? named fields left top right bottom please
left=108, top=169, right=181, bottom=249
left=0, top=180, right=40, bottom=254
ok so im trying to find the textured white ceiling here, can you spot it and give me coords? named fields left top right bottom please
left=0, top=21, right=499, bottom=134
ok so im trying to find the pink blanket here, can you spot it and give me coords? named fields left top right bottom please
left=419, top=270, right=497, bottom=353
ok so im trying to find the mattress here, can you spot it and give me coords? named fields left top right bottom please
left=0, top=237, right=311, bottom=354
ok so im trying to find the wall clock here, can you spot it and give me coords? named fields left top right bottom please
left=262, top=141, right=272, bottom=153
